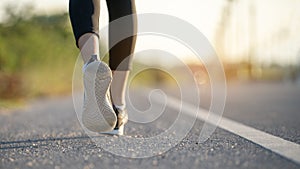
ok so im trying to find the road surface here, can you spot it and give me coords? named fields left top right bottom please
left=0, top=82, right=300, bottom=169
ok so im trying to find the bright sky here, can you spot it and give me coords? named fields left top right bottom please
left=1, top=0, right=300, bottom=65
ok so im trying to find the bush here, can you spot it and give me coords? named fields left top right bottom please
left=0, top=12, right=78, bottom=99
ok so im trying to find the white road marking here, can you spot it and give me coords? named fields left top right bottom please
left=164, top=96, right=300, bottom=165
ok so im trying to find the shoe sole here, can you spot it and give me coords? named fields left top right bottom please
left=101, top=125, right=124, bottom=136
left=82, top=61, right=117, bottom=132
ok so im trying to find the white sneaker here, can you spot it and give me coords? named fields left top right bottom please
left=101, top=105, right=128, bottom=136
left=82, top=61, right=117, bottom=132
left=102, top=125, right=125, bottom=136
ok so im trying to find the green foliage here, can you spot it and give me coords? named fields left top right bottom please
left=0, top=12, right=78, bottom=99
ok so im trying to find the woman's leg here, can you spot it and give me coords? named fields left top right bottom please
left=69, top=0, right=100, bottom=63
left=69, top=0, right=117, bottom=132
left=78, top=33, right=99, bottom=63
left=106, top=0, right=137, bottom=109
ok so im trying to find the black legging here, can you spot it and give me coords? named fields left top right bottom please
left=69, top=0, right=137, bottom=70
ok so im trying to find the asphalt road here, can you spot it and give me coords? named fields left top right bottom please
left=0, top=82, right=300, bottom=169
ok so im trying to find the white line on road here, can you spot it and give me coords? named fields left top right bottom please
left=164, top=96, right=300, bottom=165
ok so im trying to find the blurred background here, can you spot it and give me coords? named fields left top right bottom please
left=0, top=0, right=299, bottom=109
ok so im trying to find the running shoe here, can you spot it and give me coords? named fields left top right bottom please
left=82, top=59, right=117, bottom=132
left=102, top=105, right=128, bottom=136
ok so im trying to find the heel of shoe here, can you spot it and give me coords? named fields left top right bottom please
left=101, top=125, right=124, bottom=136
left=82, top=61, right=117, bottom=132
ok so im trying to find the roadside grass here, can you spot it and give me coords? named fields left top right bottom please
left=0, top=13, right=78, bottom=109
